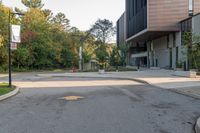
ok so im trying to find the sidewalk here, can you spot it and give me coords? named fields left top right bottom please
left=0, top=74, right=7, bottom=78
left=37, top=70, right=200, bottom=89
left=37, top=70, right=200, bottom=99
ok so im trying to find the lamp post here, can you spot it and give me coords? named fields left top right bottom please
left=8, top=10, right=24, bottom=87
left=79, top=31, right=91, bottom=71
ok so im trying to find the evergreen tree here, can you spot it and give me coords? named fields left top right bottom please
left=21, top=0, right=44, bottom=9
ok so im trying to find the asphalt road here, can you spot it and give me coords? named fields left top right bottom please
left=0, top=76, right=200, bottom=133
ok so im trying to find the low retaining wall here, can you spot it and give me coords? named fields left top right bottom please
left=173, top=71, right=197, bottom=78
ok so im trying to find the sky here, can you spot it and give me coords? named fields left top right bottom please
left=2, top=0, right=125, bottom=31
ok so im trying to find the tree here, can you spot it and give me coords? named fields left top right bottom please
left=0, top=35, right=3, bottom=47
left=183, top=32, right=200, bottom=70
left=0, top=4, right=11, bottom=71
left=90, top=19, right=115, bottom=44
left=119, top=43, right=129, bottom=66
left=61, top=47, right=78, bottom=68
left=96, top=44, right=109, bottom=69
left=13, top=48, right=29, bottom=69
left=110, top=46, right=121, bottom=69
left=0, top=2, right=99, bottom=72
left=89, top=19, right=115, bottom=69
left=42, top=9, right=53, bottom=21
left=52, top=12, right=70, bottom=31
left=20, top=8, right=54, bottom=69
left=21, top=0, right=44, bottom=9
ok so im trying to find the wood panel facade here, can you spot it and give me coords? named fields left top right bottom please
left=194, top=0, right=200, bottom=14
left=126, top=0, right=200, bottom=42
left=148, top=0, right=189, bottom=31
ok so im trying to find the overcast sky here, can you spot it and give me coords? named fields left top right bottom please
left=2, top=0, right=125, bottom=31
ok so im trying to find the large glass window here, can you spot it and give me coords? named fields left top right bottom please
left=141, top=0, right=147, bottom=8
left=132, top=0, right=135, bottom=16
left=126, top=0, right=147, bottom=38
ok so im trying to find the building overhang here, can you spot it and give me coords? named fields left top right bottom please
left=126, top=29, right=180, bottom=42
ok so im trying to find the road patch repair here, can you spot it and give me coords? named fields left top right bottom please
left=59, top=96, right=85, bottom=101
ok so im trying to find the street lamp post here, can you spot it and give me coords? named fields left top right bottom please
left=79, top=31, right=91, bottom=71
left=8, top=10, right=12, bottom=87
left=8, top=10, right=24, bottom=87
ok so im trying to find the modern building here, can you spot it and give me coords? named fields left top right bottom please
left=117, top=0, right=200, bottom=70
left=117, top=13, right=126, bottom=47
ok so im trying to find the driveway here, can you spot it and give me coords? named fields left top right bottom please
left=0, top=76, right=200, bottom=133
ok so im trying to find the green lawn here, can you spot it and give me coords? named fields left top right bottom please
left=0, top=83, right=14, bottom=96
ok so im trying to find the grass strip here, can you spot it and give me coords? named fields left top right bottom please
left=0, top=83, right=14, bottom=96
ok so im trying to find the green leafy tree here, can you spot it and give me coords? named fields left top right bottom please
left=61, top=47, right=77, bottom=68
left=0, top=4, right=11, bottom=71
left=0, top=2, right=98, bottom=72
left=90, top=19, right=115, bottom=69
left=110, top=46, right=121, bottom=69
left=183, top=32, right=200, bottom=70
left=96, top=44, right=109, bottom=69
left=119, top=43, right=129, bottom=66
left=90, top=19, right=115, bottom=44
left=13, top=48, right=29, bottom=69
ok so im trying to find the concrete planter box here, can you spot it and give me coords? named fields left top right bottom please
left=175, top=68, right=183, bottom=71
left=150, top=67, right=160, bottom=70
left=98, top=69, right=105, bottom=74
left=174, top=71, right=197, bottom=78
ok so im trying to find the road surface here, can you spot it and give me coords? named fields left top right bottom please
left=0, top=76, right=199, bottom=133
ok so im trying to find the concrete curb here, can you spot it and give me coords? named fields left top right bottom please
left=195, top=118, right=200, bottom=133
left=196, top=118, right=200, bottom=133
left=37, top=74, right=152, bottom=86
left=171, top=89, right=200, bottom=100
left=0, top=87, right=19, bottom=101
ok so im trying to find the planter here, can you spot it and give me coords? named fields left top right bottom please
left=173, top=71, right=197, bottom=78
left=98, top=69, right=105, bottom=74
left=190, top=69, right=198, bottom=72
left=150, top=67, right=160, bottom=70
left=175, top=68, right=183, bottom=71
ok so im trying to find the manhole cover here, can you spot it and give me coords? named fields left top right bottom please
left=59, top=96, right=84, bottom=101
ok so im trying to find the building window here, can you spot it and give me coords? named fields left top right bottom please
left=136, top=0, right=139, bottom=13
left=144, top=0, right=147, bottom=6
left=181, top=19, right=192, bottom=32
left=181, top=18, right=192, bottom=45
left=173, top=33, right=176, bottom=47
left=132, top=0, right=135, bottom=16
left=126, top=0, right=147, bottom=38
left=176, top=47, right=179, bottom=63
left=141, top=0, right=147, bottom=8
left=128, top=0, right=132, bottom=20
left=167, top=35, right=170, bottom=48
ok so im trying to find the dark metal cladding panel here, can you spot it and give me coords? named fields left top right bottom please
left=126, top=0, right=147, bottom=39
left=117, top=13, right=126, bottom=46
